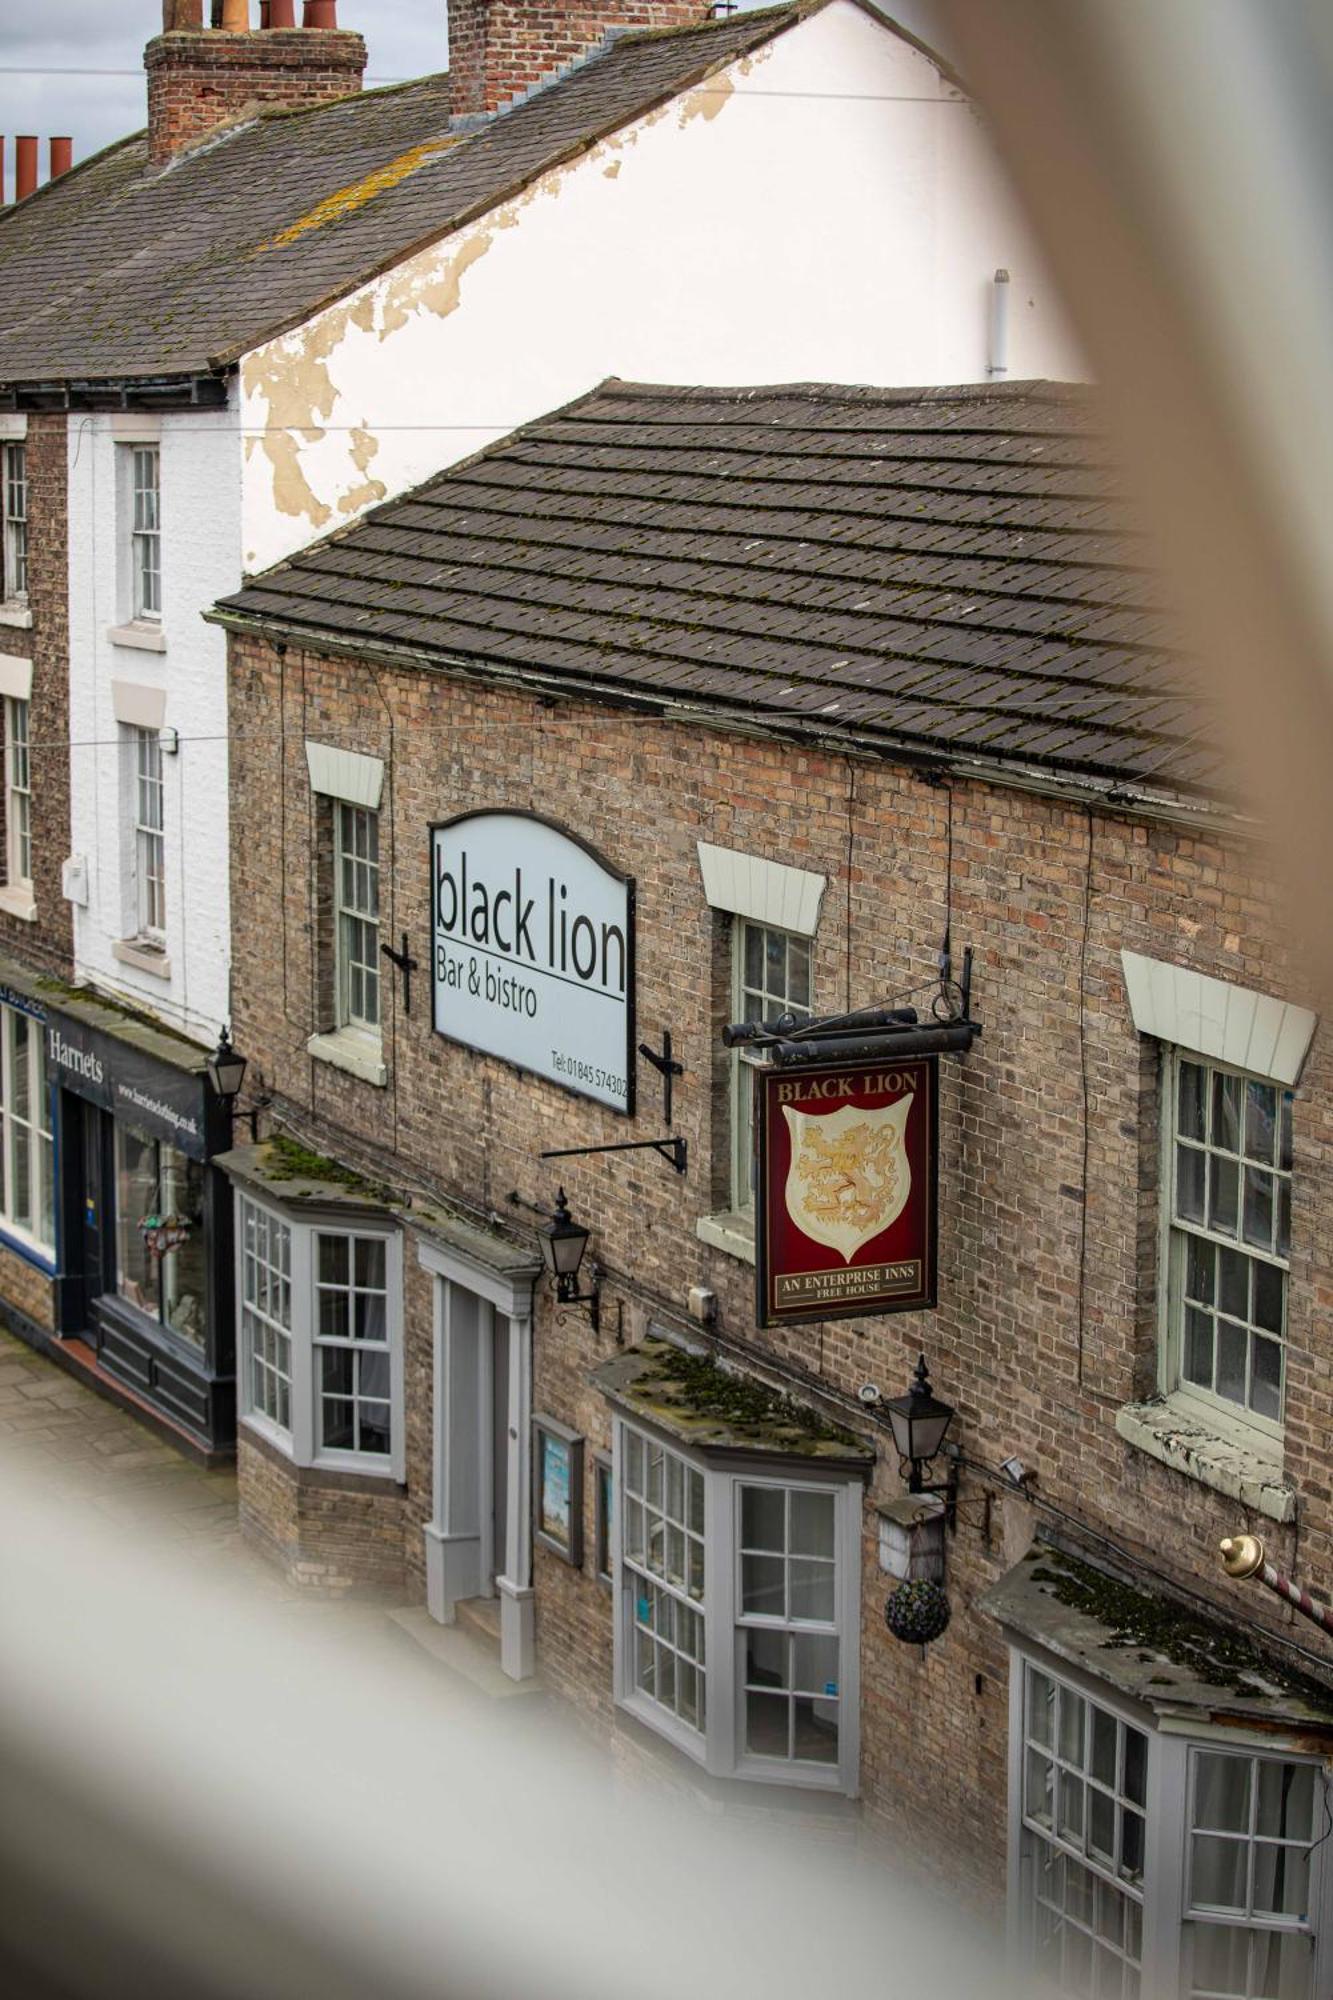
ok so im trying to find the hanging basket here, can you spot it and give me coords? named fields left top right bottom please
left=884, top=1578, right=951, bottom=1646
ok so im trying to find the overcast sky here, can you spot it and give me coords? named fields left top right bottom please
left=0, top=1, right=940, bottom=201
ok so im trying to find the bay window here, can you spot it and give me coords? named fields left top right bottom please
left=0, top=1001, right=53, bottom=1255
left=237, top=1191, right=402, bottom=1477
left=1012, top=1655, right=1330, bottom=1998
left=615, top=1420, right=860, bottom=1793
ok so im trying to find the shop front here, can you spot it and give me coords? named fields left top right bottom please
left=43, top=992, right=236, bottom=1459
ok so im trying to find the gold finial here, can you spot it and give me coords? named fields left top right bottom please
left=1220, top=1533, right=1265, bottom=1580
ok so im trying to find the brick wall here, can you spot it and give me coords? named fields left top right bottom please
left=0, top=414, right=73, bottom=978
left=145, top=29, right=367, bottom=165
left=448, top=0, right=707, bottom=118
left=227, top=630, right=1332, bottom=1895
left=0, top=1239, right=55, bottom=1335
left=238, top=1418, right=409, bottom=1593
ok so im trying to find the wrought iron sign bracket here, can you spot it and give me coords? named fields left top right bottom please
left=540, top=1134, right=687, bottom=1176
left=380, top=931, right=420, bottom=1015
left=724, top=947, right=982, bottom=1069
left=638, top=1029, right=684, bottom=1125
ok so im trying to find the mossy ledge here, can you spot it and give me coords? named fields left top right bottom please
left=256, top=1133, right=391, bottom=1202
left=597, top=1337, right=870, bottom=1460
left=1031, top=1549, right=1333, bottom=1708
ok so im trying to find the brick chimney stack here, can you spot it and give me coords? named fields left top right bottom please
left=447, top=0, right=709, bottom=120
left=146, top=0, right=367, bottom=168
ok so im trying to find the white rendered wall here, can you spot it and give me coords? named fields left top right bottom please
left=67, top=404, right=239, bottom=1045
left=241, top=0, right=1084, bottom=572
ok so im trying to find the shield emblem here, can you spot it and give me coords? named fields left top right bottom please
left=782, top=1095, right=914, bottom=1263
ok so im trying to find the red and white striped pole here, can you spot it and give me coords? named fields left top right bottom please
left=1220, top=1534, right=1333, bottom=1638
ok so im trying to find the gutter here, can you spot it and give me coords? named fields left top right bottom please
left=204, top=604, right=1260, bottom=841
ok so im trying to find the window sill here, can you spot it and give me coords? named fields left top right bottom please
left=695, top=1210, right=755, bottom=1266
left=113, top=936, right=171, bottom=980
left=1115, top=1397, right=1296, bottom=1524
left=307, top=1027, right=387, bottom=1088
left=0, top=601, right=32, bottom=630
left=0, top=883, right=37, bottom=922
left=106, top=620, right=166, bottom=654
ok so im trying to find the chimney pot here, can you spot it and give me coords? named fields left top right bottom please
left=303, top=1, right=338, bottom=26
left=0, top=140, right=6, bottom=208
left=220, top=0, right=250, bottom=27
left=163, top=0, right=204, bottom=27
left=15, top=136, right=38, bottom=203
left=49, top=137, right=73, bottom=180
left=266, top=0, right=297, bottom=21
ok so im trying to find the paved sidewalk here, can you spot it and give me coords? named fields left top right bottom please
left=0, top=1325, right=550, bottom=1713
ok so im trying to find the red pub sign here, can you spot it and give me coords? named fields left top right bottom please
left=755, top=1055, right=938, bottom=1327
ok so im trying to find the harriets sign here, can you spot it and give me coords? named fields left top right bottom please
left=755, top=1055, right=938, bottom=1326
left=430, top=810, right=635, bottom=1114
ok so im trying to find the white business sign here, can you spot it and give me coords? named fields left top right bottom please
left=431, top=811, right=635, bottom=1114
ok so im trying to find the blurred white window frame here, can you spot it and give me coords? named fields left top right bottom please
left=236, top=1190, right=404, bottom=1480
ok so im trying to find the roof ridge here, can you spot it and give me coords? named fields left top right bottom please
left=597, top=378, right=1095, bottom=407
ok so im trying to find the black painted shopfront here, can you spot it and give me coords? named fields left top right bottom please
left=45, top=998, right=237, bottom=1459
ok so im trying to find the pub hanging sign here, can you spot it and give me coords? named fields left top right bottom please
left=755, top=1055, right=938, bottom=1327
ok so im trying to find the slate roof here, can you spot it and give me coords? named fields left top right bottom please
left=0, top=5, right=805, bottom=387
left=214, top=378, right=1220, bottom=800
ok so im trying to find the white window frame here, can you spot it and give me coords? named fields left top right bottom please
left=0, top=1001, right=53, bottom=1258
left=730, top=918, right=813, bottom=1213
left=611, top=1417, right=861, bottom=1795
left=1161, top=1048, right=1292, bottom=1442
left=5, top=696, right=31, bottom=889
left=335, top=801, right=381, bottom=1039
left=131, top=724, right=166, bottom=941
left=2, top=441, right=28, bottom=604
left=1006, top=1647, right=1333, bottom=1999
left=235, top=1191, right=404, bottom=1480
left=130, top=445, right=160, bottom=622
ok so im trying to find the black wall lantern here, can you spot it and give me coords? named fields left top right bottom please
left=539, top=1188, right=601, bottom=1333
left=885, top=1353, right=956, bottom=1515
left=206, top=1025, right=248, bottom=1103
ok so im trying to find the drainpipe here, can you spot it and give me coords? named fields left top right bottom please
left=1220, top=1534, right=1333, bottom=1638
left=988, top=267, right=1011, bottom=377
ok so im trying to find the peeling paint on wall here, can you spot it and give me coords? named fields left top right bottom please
left=337, top=427, right=387, bottom=516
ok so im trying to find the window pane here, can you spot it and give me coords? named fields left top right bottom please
left=624, top=1431, right=643, bottom=1496
left=1179, top=1060, right=1207, bottom=1139
left=1196, top=1755, right=1252, bottom=1831
left=1186, top=1236, right=1215, bottom=1304
left=1192, top=1835, right=1249, bottom=1910
left=743, top=922, right=763, bottom=991
left=1253, top=1260, right=1284, bottom=1334
left=740, top=1485, right=785, bottom=1551
left=1244, top=1169, right=1275, bottom=1253
left=1276, top=1181, right=1291, bottom=1259
left=765, top=928, right=785, bottom=992
left=358, top=1403, right=391, bottom=1456
left=355, top=1237, right=385, bottom=1289
left=1059, top=1770, right=1085, bottom=1843
left=1123, top=1728, right=1147, bottom=1806
left=358, top=1349, right=390, bottom=1402
left=790, top=1490, right=836, bottom=1558
left=1027, top=1668, right=1056, bottom=1749
left=1210, top=1154, right=1240, bottom=1235
left=793, top=1693, right=838, bottom=1763
left=1252, top=1842, right=1310, bottom=1920
left=687, top=1467, right=705, bottom=1534
left=1279, top=1094, right=1294, bottom=1173
left=1091, top=1707, right=1118, bottom=1788
left=321, top=1347, right=354, bottom=1397
left=788, top=936, right=812, bottom=1008
left=745, top=1625, right=788, bottom=1689
left=1256, top=1761, right=1315, bottom=1841
left=115, top=1127, right=159, bottom=1319
left=1177, top=1144, right=1206, bottom=1223
left=1120, top=1807, right=1145, bottom=1885
left=745, top=1691, right=789, bottom=1759
left=1218, top=1246, right=1249, bottom=1321
left=741, top=1553, right=785, bottom=1617
left=1251, top=1338, right=1283, bottom=1422
left=1216, top=1320, right=1247, bottom=1405
left=1181, top=1304, right=1213, bottom=1384
left=1213, top=1072, right=1243, bottom=1152
left=1089, top=1787, right=1116, bottom=1865
left=1245, top=1082, right=1277, bottom=1164
left=1059, top=1686, right=1086, bottom=1765
left=1026, top=1747, right=1055, bottom=1827
left=319, top=1289, right=350, bottom=1341
left=789, top=1558, right=835, bottom=1623
left=321, top=1398, right=355, bottom=1450
left=791, top=1631, right=839, bottom=1694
